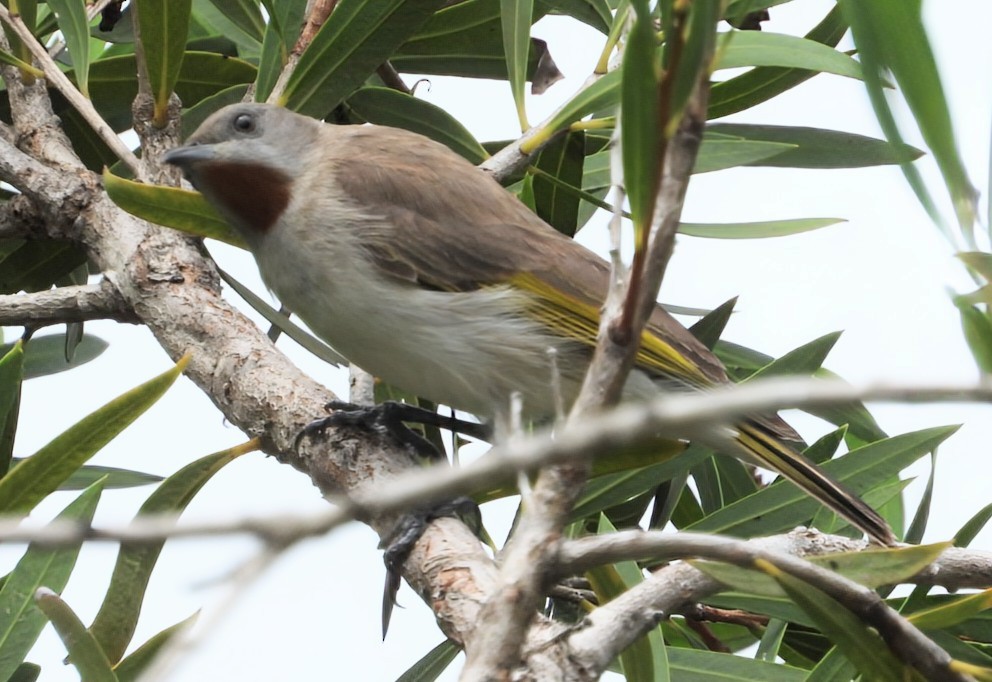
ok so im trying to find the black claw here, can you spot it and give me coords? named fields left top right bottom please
left=381, top=496, right=481, bottom=638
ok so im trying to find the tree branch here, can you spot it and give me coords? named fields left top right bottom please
left=0, top=280, right=138, bottom=327
left=562, top=531, right=979, bottom=681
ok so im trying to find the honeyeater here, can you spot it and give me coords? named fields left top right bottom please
left=163, top=103, right=896, bottom=546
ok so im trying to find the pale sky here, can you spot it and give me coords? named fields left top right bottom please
left=9, top=1, right=992, bottom=680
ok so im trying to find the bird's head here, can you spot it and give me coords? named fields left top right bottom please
left=163, top=103, right=322, bottom=240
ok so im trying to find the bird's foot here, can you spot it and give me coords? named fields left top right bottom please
left=381, top=496, right=481, bottom=638
left=295, top=400, right=490, bottom=460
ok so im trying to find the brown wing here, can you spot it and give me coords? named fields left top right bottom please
left=327, top=124, right=729, bottom=386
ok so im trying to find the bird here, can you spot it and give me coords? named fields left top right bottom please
left=163, top=102, right=896, bottom=547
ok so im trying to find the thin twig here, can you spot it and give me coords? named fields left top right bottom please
left=0, top=5, right=142, bottom=177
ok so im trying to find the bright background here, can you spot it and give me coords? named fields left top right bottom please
left=7, top=1, right=992, bottom=679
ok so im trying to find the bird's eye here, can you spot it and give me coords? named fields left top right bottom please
left=233, top=114, right=255, bottom=133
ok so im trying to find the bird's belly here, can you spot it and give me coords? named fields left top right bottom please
left=255, top=242, right=583, bottom=418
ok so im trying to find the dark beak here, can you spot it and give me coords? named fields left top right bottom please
left=162, top=144, right=216, bottom=168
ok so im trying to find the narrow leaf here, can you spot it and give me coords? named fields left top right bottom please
left=694, top=543, right=949, bottom=597
left=5, top=333, right=108, bottom=379
left=841, top=0, right=976, bottom=241
left=394, top=639, right=460, bottom=682
left=501, top=0, right=533, bottom=130
left=0, top=356, right=188, bottom=514
left=134, top=0, right=192, bottom=126
left=0, top=482, right=104, bottom=681
left=709, top=6, right=847, bottom=119
left=34, top=588, right=117, bottom=682
left=715, top=31, right=863, bottom=80
left=89, top=444, right=249, bottom=663
left=281, top=0, right=447, bottom=117
left=112, top=612, right=198, bottom=682
left=47, top=0, right=91, bottom=96
left=765, top=564, right=909, bottom=682
left=621, top=3, right=660, bottom=244
left=103, top=170, right=241, bottom=247
left=215, top=267, right=346, bottom=366
left=679, top=218, right=842, bottom=239
left=533, top=130, right=584, bottom=236
left=707, top=124, right=921, bottom=169
left=686, top=426, right=958, bottom=538
left=346, top=86, right=488, bottom=164
left=0, top=340, right=24, bottom=477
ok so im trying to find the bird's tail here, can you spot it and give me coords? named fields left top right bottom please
left=736, top=420, right=897, bottom=546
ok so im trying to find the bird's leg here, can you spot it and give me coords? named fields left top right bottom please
left=380, top=496, right=482, bottom=638
left=294, top=399, right=487, bottom=637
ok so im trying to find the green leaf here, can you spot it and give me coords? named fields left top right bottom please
left=0, top=240, right=88, bottom=294
left=394, top=640, right=460, bottom=682
left=803, top=426, right=847, bottom=466
left=533, top=130, right=584, bottom=236
left=954, top=502, right=992, bottom=549
left=686, top=426, right=958, bottom=538
left=9, top=662, right=41, bottom=682
left=569, top=445, right=711, bottom=521
left=694, top=138, right=796, bottom=174
left=47, top=0, right=91, bottom=97
left=281, top=0, right=447, bottom=117
left=908, top=590, right=992, bottom=631
left=181, top=83, right=251, bottom=139
left=74, top=52, right=257, bottom=133
left=586, top=516, right=669, bottom=682
left=745, top=332, right=841, bottom=380
left=6, top=460, right=161, bottom=490
left=803, top=647, right=859, bottom=682
left=2, top=333, right=108, bottom=380
left=841, top=0, right=977, bottom=240
left=215, top=267, right=346, bottom=366
left=709, top=7, right=847, bottom=120
left=694, top=543, right=948, bottom=598
left=716, top=31, right=863, bottom=80
left=904, top=452, right=936, bottom=545
left=0, top=340, right=24, bottom=477
left=346, top=86, right=488, bottom=164
left=539, top=0, right=610, bottom=33
left=666, top=1, right=719, bottom=127
left=668, top=648, right=804, bottom=680
left=766, top=566, right=910, bottom=682
left=391, top=1, right=558, bottom=84
left=0, top=482, right=104, bottom=682
left=679, top=218, right=843, bottom=239
left=501, top=0, right=534, bottom=130
left=0, top=357, right=188, bottom=515
left=957, top=252, right=992, bottom=282
left=103, top=170, right=242, bottom=247
left=537, top=69, right=620, bottom=144
left=707, top=124, right=921, bottom=169
left=688, top=297, right=737, bottom=350
left=200, top=0, right=265, bottom=44
left=134, top=0, right=192, bottom=126
left=0, top=45, right=43, bottom=77
left=254, top=0, right=306, bottom=102
left=621, top=2, right=660, bottom=244
left=112, top=612, right=198, bottom=682
left=953, top=295, right=992, bottom=373
left=34, top=588, right=117, bottom=682
left=89, top=445, right=247, bottom=663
